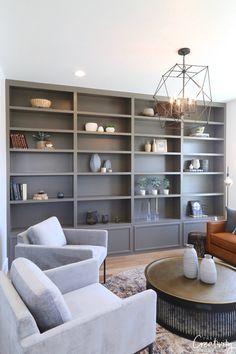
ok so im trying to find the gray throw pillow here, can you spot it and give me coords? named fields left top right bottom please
left=28, top=216, right=67, bottom=246
left=225, top=207, right=236, bottom=233
left=10, top=257, right=72, bottom=332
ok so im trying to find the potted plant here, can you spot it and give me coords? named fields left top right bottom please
left=149, top=176, right=161, bottom=195
left=32, top=132, right=51, bottom=149
left=105, top=124, right=115, bottom=133
left=136, top=177, right=148, bottom=195
left=162, top=177, right=170, bottom=195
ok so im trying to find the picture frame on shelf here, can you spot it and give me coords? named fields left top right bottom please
left=188, top=200, right=208, bottom=218
left=156, top=139, right=167, bottom=153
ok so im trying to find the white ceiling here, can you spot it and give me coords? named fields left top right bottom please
left=1, top=0, right=236, bottom=102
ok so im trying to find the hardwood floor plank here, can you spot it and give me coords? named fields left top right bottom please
left=100, top=248, right=184, bottom=279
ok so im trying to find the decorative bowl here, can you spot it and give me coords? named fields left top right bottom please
left=85, top=122, right=98, bottom=132
left=143, top=108, right=154, bottom=117
left=105, top=127, right=115, bottom=133
left=30, top=98, right=52, bottom=108
left=191, top=126, right=205, bottom=135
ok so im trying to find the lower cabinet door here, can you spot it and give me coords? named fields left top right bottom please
left=108, top=227, right=132, bottom=254
left=134, top=223, right=181, bottom=251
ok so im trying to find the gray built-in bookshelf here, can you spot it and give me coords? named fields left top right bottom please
left=6, top=80, right=226, bottom=262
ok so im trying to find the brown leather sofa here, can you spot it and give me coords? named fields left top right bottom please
left=207, top=221, right=236, bottom=266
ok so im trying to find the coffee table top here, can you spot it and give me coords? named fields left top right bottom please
left=145, top=257, right=236, bottom=304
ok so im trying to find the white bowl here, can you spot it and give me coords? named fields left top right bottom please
left=143, top=108, right=154, bottom=117
left=191, top=126, right=205, bottom=135
left=30, top=98, right=52, bottom=108
left=85, top=122, right=98, bottom=132
left=105, top=127, right=115, bottom=133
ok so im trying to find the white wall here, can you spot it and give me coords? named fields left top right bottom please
left=226, top=100, right=236, bottom=208
left=0, top=70, right=7, bottom=271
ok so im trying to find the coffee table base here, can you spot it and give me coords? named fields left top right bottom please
left=148, top=284, right=236, bottom=342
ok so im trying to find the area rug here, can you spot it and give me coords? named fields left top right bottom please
left=105, top=267, right=236, bottom=354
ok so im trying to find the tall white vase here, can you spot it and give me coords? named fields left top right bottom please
left=183, top=244, right=198, bottom=279
left=199, top=254, right=217, bottom=284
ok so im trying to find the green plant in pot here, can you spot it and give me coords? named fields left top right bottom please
left=105, top=123, right=115, bottom=133
left=162, top=177, right=170, bottom=195
left=33, top=132, right=50, bottom=149
left=149, top=176, right=161, bottom=195
left=136, top=177, right=148, bottom=195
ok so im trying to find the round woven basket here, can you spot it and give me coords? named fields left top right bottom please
left=30, top=98, right=52, bottom=108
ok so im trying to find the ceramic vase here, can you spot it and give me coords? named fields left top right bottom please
left=151, top=189, right=158, bottom=195
left=36, top=141, right=46, bottom=149
left=86, top=211, right=98, bottom=225
left=145, top=142, right=151, bottom=152
left=183, top=244, right=198, bottom=279
left=192, top=159, right=200, bottom=169
left=90, top=153, right=101, bottom=172
left=152, top=139, right=157, bottom=152
left=199, top=254, right=217, bottom=284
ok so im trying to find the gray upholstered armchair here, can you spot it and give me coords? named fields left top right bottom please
left=15, top=216, right=108, bottom=282
left=0, top=258, right=156, bottom=354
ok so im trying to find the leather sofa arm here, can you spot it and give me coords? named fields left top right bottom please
left=207, top=221, right=226, bottom=235
left=206, top=221, right=226, bottom=252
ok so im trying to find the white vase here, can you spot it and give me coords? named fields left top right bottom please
left=152, top=139, right=157, bottom=152
left=105, top=127, right=115, bottom=133
left=200, top=254, right=217, bottom=284
left=163, top=189, right=169, bottom=195
left=140, top=189, right=146, bottom=196
left=183, top=244, right=198, bottom=279
left=192, top=159, right=200, bottom=169
left=151, top=189, right=158, bottom=195
left=145, top=142, right=151, bottom=152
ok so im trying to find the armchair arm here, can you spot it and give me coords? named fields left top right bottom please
left=15, top=244, right=93, bottom=271
left=206, top=221, right=227, bottom=252
left=63, top=228, right=108, bottom=248
left=44, top=259, right=99, bottom=294
left=21, top=289, right=156, bottom=354
left=207, top=221, right=226, bottom=235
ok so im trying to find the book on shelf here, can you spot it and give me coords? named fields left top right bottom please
left=10, top=133, right=28, bottom=149
left=10, top=182, right=27, bottom=200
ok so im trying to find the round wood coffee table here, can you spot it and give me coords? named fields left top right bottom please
left=145, top=257, right=236, bottom=342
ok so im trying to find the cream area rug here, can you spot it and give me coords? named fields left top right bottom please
left=105, top=267, right=236, bottom=354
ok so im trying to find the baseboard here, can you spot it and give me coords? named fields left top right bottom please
left=2, top=257, right=8, bottom=273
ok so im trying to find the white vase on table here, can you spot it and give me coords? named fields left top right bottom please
left=200, top=254, right=217, bottom=284
left=183, top=244, right=198, bottom=279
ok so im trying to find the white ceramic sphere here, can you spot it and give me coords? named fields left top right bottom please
left=143, top=108, right=154, bottom=117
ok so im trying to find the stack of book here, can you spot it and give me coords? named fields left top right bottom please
left=10, top=183, right=27, bottom=200
left=10, top=133, right=28, bottom=149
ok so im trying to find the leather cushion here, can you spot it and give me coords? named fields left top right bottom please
left=210, top=232, right=236, bottom=253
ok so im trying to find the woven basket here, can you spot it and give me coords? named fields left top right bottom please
left=30, top=98, right=52, bottom=108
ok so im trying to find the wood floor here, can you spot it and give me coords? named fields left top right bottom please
left=101, top=248, right=184, bottom=279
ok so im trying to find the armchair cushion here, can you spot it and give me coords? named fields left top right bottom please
left=10, top=258, right=72, bottom=332
left=225, top=207, right=236, bottom=233
left=64, top=283, right=121, bottom=319
left=28, top=216, right=67, bottom=246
